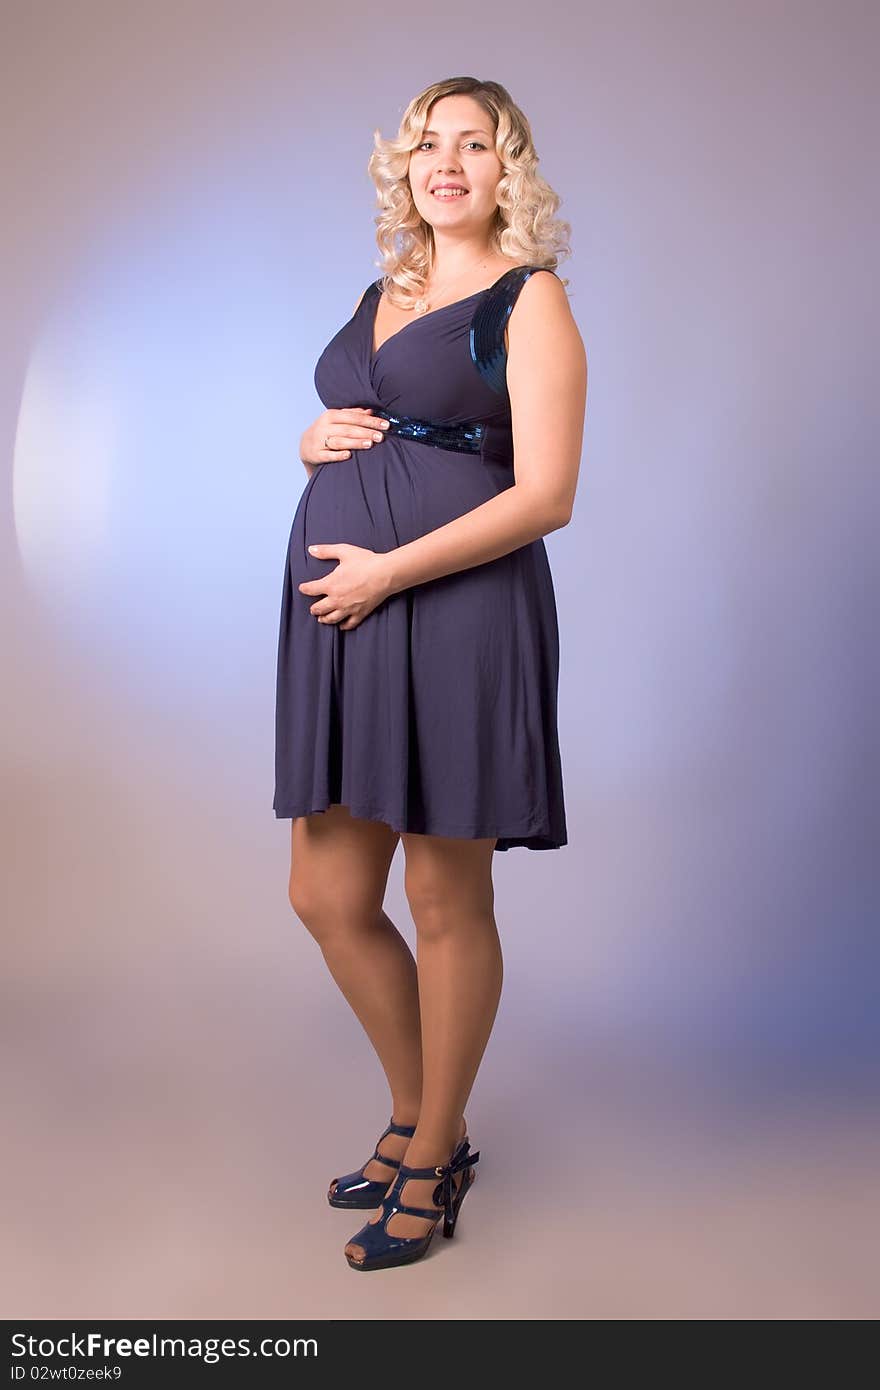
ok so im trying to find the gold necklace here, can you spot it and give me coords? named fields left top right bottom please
left=412, top=257, right=492, bottom=316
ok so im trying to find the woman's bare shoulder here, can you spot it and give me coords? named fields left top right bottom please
left=502, top=266, right=583, bottom=357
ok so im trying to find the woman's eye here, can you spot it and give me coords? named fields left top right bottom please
left=417, top=141, right=485, bottom=151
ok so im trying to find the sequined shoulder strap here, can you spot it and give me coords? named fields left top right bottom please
left=470, top=265, right=557, bottom=395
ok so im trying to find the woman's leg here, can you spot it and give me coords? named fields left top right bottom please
left=289, top=805, right=423, bottom=1182
left=345, top=832, right=500, bottom=1257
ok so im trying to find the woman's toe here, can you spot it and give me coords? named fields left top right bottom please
left=345, top=1241, right=366, bottom=1264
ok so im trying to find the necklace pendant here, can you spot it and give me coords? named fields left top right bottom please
left=413, top=297, right=429, bottom=316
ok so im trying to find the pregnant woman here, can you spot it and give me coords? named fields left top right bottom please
left=273, top=76, right=587, bottom=1272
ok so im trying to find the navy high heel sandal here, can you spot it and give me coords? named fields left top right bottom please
left=344, top=1138, right=480, bottom=1271
left=327, top=1116, right=417, bottom=1209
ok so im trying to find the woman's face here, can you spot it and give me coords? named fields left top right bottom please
left=408, top=95, right=502, bottom=237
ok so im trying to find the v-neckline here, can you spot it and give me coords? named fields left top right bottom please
left=369, top=266, right=522, bottom=362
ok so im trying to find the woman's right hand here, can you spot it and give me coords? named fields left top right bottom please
left=300, top=408, right=391, bottom=466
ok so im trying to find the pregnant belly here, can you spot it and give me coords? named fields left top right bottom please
left=288, top=436, right=513, bottom=587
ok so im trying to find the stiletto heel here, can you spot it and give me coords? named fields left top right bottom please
left=327, top=1116, right=417, bottom=1209
left=344, top=1138, right=480, bottom=1271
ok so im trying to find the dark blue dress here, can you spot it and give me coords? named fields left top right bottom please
left=273, top=264, right=568, bottom=851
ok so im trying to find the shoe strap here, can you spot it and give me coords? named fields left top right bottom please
left=389, top=1199, right=446, bottom=1221
left=392, top=1143, right=480, bottom=1229
left=381, top=1117, right=417, bottom=1140
left=397, top=1141, right=480, bottom=1182
left=369, top=1117, right=416, bottom=1167
left=437, top=1145, right=479, bottom=1227
left=368, top=1149, right=403, bottom=1170
left=380, top=1178, right=451, bottom=1224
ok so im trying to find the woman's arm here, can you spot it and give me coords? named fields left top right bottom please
left=382, top=271, right=587, bottom=596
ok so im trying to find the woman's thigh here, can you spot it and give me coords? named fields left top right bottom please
left=289, top=805, right=400, bottom=937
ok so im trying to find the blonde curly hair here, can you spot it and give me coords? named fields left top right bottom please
left=367, top=77, right=572, bottom=308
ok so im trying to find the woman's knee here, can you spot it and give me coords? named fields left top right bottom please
left=287, top=871, right=325, bottom=933
left=404, top=866, right=494, bottom=942
left=287, top=808, right=399, bottom=941
left=288, top=871, right=382, bottom=941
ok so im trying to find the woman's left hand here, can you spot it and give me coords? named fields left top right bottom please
left=298, top=543, right=394, bottom=630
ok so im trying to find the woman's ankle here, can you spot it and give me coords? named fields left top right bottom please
left=407, top=1117, right=468, bottom=1158
left=390, top=1105, right=421, bottom=1128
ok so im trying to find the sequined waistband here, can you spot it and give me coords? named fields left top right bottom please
left=373, top=408, right=511, bottom=464
left=374, top=409, right=483, bottom=455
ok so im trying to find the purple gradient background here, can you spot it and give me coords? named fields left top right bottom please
left=2, top=2, right=877, bottom=1318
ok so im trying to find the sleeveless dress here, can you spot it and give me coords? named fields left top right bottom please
left=273, top=264, right=568, bottom=851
